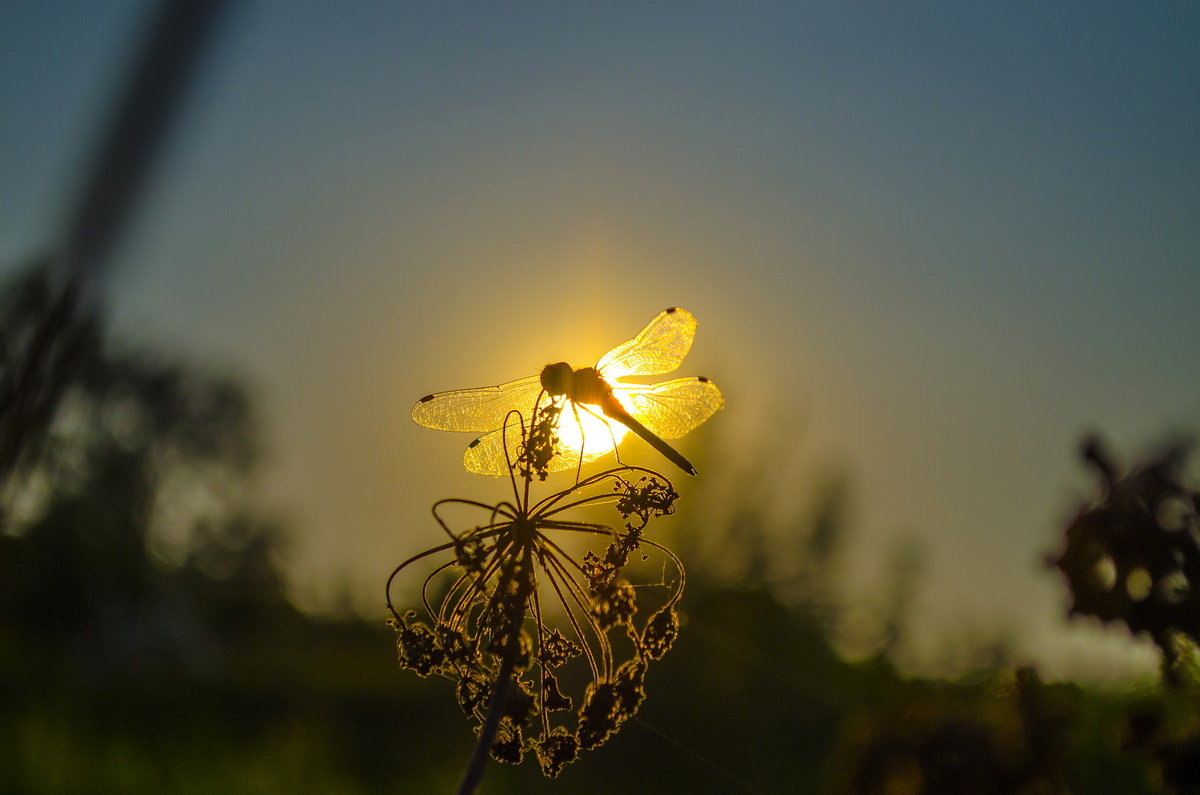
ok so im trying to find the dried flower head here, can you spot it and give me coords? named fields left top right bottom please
left=1053, top=437, right=1200, bottom=675
left=387, top=410, right=685, bottom=779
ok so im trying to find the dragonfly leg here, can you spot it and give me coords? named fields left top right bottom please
left=576, top=402, right=624, bottom=468
left=570, top=402, right=586, bottom=484
left=607, top=421, right=624, bottom=467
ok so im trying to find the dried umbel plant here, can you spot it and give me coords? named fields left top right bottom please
left=1052, top=437, right=1200, bottom=673
left=387, top=407, right=684, bottom=787
left=1052, top=437, right=1200, bottom=793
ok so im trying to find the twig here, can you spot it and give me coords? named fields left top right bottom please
left=456, top=546, right=532, bottom=794
left=456, top=654, right=516, bottom=795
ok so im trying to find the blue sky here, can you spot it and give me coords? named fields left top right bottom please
left=2, top=1, right=1197, bottom=676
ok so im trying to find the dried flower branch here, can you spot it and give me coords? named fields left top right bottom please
left=1052, top=437, right=1200, bottom=674
left=1052, top=436, right=1200, bottom=793
left=387, top=406, right=685, bottom=786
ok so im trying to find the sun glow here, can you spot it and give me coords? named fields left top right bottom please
left=553, top=403, right=629, bottom=457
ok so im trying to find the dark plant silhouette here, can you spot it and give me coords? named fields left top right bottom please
left=0, top=301, right=279, bottom=665
left=1052, top=436, right=1200, bottom=793
left=387, top=404, right=684, bottom=787
left=1053, top=437, right=1200, bottom=674
left=837, top=668, right=1072, bottom=794
left=0, top=264, right=98, bottom=501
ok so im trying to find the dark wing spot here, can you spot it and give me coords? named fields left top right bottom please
left=697, top=376, right=710, bottom=383
left=418, top=394, right=435, bottom=403
left=665, top=306, right=678, bottom=314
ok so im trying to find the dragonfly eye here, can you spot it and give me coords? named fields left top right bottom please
left=540, top=362, right=573, bottom=396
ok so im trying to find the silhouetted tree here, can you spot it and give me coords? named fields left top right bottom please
left=0, top=265, right=289, bottom=675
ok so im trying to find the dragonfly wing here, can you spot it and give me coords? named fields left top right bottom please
left=614, top=376, right=723, bottom=440
left=463, top=418, right=613, bottom=476
left=596, top=307, right=697, bottom=378
left=463, top=422, right=525, bottom=476
left=412, top=375, right=544, bottom=433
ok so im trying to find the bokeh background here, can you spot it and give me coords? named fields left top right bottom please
left=2, top=1, right=1198, bottom=791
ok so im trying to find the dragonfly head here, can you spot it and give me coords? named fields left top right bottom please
left=540, top=362, right=574, bottom=396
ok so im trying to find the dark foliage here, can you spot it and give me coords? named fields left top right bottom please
left=1054, top=437, right=1200, bottom=667
left=1054, top=437, right=1200, bottom=794
left=837, top=669, right=1072, bottom=794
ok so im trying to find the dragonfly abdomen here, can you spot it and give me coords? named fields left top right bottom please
left=597, top=391, right=698, bottom=476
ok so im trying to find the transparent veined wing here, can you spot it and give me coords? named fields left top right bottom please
left=463, top=415, right=617, bottom=476
left=614, top=376, right=724, bottom=440
left=462, top=421, right=526, bottom=476
left=411, top=375, right=544, bottom=433
left=596, top=307, right=697, bottom=379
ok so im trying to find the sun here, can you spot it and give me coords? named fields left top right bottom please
left=553, top=403, right=629, bottom=457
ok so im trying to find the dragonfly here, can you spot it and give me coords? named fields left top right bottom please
left=412, top=307, right=723, bottom=477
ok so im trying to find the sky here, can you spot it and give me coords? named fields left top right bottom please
left=2, top=1, right=1198, bottom=678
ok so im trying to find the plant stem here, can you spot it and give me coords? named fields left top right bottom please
left=457, top=548, right=530, bottom=795
left=456, top=653, right=516, bottom=795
